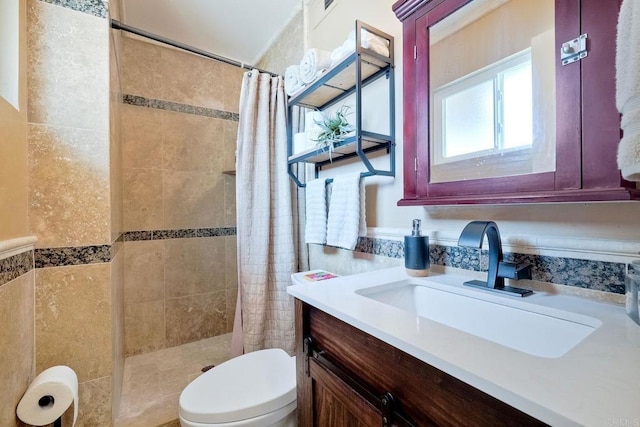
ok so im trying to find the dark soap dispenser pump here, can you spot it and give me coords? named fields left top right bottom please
left=405, top=219, right=430, bottom=277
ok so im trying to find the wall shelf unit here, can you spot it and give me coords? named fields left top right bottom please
left=287, top=20, right=396, bottom=187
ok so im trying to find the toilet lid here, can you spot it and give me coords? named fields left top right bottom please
left=179, top=348, right=296, bottom=424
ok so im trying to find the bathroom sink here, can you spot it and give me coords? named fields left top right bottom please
left=356, top=280, right=602, bottom=358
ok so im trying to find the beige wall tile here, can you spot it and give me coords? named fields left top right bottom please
left=225, top=288, right=236, bottom=333
left=121, top=37, right=162, bottom=99
left=220, top=65, right=244, bottom=113
left=108, top=0, right=123, bottom=21
left=222, top=120, right=238, bottom=172
left=28, top=124, right=111, bottom=248
left=0, top=271, right=35, bottom=427
left=123, top=167, right=163, bottom=231
left=27, top=0, right=109, bottom=131
left=0, top=117, right=29, bottom=241
left=163, top=170, right=223, bottom=229
left=124, top=240, right=164, bottom=303
left=77, top=376, right=112, bottom=427
left=165, top=291, right=226, bottom=347
left=223, top=175, right=236, bottom=226
left=164, top=237, right=225, bottom=298
left=121, top=104, right=162, bottom=169
left=161, top=111, right=223, bottom=172
left=111, top=249, right=125, bottom=419
left=224, top=236, right=237, bottom=291
left=124, top=300, right=165, bottom=356
left=110, top=37, right=124, bottom=243
left=159, top=47, right=225, bottom=110
left=36, top=264, right=112, bottom=383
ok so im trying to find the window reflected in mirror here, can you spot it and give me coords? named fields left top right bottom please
left=429, top=0, right=555, bottom=183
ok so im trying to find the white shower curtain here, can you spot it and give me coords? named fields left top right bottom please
left=231, top=70, right=297, bottom=356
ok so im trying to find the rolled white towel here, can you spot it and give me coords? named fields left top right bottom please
left=331, top=29, right=390, bottom=67
left=330, top=43, right=353, bottom=67
left=284, top=64, right=304, bottom=96
left=299, top=48, right=333, bottom=84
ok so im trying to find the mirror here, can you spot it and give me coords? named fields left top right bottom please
left=428, top=0, right=556, bottom=183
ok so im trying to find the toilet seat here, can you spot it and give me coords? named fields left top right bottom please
left=179, top=349, right=296, bottom=424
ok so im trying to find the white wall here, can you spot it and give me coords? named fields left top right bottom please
left=305, top=0, right=640, bottom=257
left=0, top=0, right=20, bottom=109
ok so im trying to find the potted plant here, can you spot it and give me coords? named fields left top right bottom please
left=312, top=105, right=354, bottom=159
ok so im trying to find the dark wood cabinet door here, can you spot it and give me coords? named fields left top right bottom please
left=393, top=0, right=638, bottom=205
left=311, top=359, right=381, bottom=426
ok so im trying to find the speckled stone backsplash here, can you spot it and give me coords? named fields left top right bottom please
left=351, top=237, right=628, bottom=295
left=28, top=228, right=238, bottom=269
left=0, top=251, right=34, bottom=287
left=34, top=245, right=111, bottom=268
left=123, top=94, right=240, bottom=121
left=38, top=0, right=107, bottom=18
left=123, top=227, right=237, bottom=241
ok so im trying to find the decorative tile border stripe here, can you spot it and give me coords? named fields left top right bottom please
left=38, top=0, right=107, bottom=19
left=123, top=94, right=240, bottom=121
left=0, top=251, right=34, bottom=287
left=123, top=227, right=237, bottom=241
left=350, top=237, right=628, bottom=295
left=35, top=245, right=111, bottom=269
left=30, top=229, right=235, bottom=268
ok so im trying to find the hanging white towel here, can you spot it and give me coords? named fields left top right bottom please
left=616, top=0, right=640, bottom=181
left=326, top=173, right=366, bottom=250
left=305, top=179, right=327, bottom=244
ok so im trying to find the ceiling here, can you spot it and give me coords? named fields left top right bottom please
left=121, top=0, right=303, bottom=65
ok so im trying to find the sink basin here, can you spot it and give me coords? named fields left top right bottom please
left=356, top=280, right=602, bottom=358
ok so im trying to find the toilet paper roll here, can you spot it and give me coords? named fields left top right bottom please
left=17, top=365, right=78, bottom=426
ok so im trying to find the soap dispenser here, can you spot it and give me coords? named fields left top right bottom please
left=404, top=219, right=430, bottom=277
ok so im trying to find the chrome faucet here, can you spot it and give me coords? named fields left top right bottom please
left=458, top=221, right=533, bottom=297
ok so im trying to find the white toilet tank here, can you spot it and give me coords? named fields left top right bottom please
left=179, top=349, right=296, bottom=427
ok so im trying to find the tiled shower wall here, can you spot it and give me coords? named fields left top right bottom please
left=25, top=0, right=123, bottom=425
left=120, top=37, right=243, bottom=356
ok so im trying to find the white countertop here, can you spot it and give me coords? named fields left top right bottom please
left=287, top=267, right=640, bottom=426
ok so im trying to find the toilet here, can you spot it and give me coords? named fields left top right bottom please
left=179, top=349, right=297, bottom=427
left=179, top=271, right=337, bottom=427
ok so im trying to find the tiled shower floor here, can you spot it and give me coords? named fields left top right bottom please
left=115, top=333, right=232, bottom=427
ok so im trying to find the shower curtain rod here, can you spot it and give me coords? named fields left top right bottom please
left=110, top=19, right=279, bottom=77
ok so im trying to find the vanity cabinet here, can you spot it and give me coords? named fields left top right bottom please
left=295, top=299, right=546, bottom=426
left=392, top=0, right=639, bottom=205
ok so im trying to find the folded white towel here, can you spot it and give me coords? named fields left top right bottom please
left=305, top=179, right=327, bottom=244
left=347, top=28, right=390, bottom=51
left=299, top=48, right=333, bottom=84
left=326, top=173, right=366, bottom=250
left=330, top=29, right=391, bottom=67
left=616, top=0, right=640, bottom=181
left=284, top=65, right=304, bottom=96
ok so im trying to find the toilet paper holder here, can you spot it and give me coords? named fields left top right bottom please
left=38, top=396, right=62, bottom=427
left=16, top=365, right=78, bottom=427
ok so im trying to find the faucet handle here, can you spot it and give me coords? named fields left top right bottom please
left=497, top=262, right=532, bottom=281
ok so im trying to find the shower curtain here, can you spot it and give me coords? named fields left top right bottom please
left=231, top=70, right=298, bottom=356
